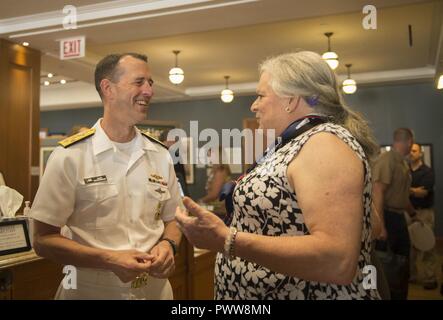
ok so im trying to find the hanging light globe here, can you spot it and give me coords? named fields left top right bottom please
left=322, top=51, right=339, bottom=70
left=342, top=63, right=357, bottom=94
left=221, top=88, right=234, bottom=103
left=220, top=75, right=234, bottom=103
left=169, top=67, right=184, bottom=84
left=342, top=78, right=357, bottom=94
left=169, top=50, right=184, bottom=85
left=322, top=32, right=339, bottom=70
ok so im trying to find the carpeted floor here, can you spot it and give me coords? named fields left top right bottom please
left=408, top=239, right=443, bottom=300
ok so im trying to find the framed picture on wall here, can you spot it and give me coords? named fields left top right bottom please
left=40, top=147, right=56, bottom=179
left=39, top=128, right=48, bottom=139
left=380, top=144, right=433, bottom=168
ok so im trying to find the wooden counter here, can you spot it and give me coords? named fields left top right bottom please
left=0, top=250, right=63, bottom=299
left=0, top=250, right=42, bottom=270
left=192, top=249, right=216, bottom=300
left=168, top=242, right=216, bottom=300
left=0, top=241, right=216, bottom=300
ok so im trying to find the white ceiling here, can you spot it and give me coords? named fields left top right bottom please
left=1, top=0, right=442, bottom=110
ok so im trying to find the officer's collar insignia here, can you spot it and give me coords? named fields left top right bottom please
left=139, top=130, right=168, bottom=149
left=59, top=128, right=96, bottom=148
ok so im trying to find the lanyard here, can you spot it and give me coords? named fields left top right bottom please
left=220, top=115, right=327, bottom=221
left=237, top=115, right=327, bottom=181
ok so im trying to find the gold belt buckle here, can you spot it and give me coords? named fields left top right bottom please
left=131, top=272, right=149, bottom=289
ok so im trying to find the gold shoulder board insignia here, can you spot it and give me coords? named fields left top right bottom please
left=140, top=130, right=168, bottom=150
left=58, top=128, right=96, bottom=148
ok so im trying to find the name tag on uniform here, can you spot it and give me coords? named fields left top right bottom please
left=84, top=175, right=107, bottom=184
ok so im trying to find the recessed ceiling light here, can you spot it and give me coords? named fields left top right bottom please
left=44, top=81, right=50, bottom=86
left=60, top=79, right=66, bottom=84
left=22, top=42, right=29, bottom=46
left=47, top=73, right=53, bottom=78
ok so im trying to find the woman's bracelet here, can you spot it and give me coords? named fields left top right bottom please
left=223, top=227, right=238, bottom=259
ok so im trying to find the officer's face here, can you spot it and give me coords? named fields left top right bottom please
left=111, top=56, right=154, bottom=125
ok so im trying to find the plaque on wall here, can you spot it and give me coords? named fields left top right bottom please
left=0, top=219, right=31, bottom=256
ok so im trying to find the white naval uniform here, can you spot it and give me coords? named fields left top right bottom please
left=30, top=119, right=184, bottom=300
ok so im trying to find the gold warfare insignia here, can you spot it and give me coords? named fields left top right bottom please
left=59, top=128, right=96, bottom=148
left=155, top=202, right=163, bottom=220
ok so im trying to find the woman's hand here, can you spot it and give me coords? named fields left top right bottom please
left=175, top=197, right=229, bottom=252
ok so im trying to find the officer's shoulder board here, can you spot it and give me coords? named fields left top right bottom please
left=140, top=130, right=168, bottom=150
left=58, top=128, right=96, bottom=148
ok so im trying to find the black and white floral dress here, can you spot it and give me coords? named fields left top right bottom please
left=214, top=123, right=381, bottom=300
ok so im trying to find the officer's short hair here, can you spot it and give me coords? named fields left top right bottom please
left=95, top=53, right=148, bottom=99
left=393, top=127, right=414, bottom=142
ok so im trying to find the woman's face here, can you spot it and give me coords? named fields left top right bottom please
left=250, top=72, right=288, bottom=133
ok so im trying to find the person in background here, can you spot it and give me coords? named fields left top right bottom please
left=30, top=53, right=183, bottom=299
left=176, top=51, right=381, bottom=299
left=372, top=128, right=415, bottom=300
left=198, top=147, right=231, bottom=220
left=159, top=130, right=190, bottom=197
left=409, top=143, right=439, bottom=290
left=199, top=147, right=231, bottom=217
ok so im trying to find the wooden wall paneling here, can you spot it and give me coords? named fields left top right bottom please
left=192, top=251, right=216, bottom=300
left=11, top=259, right=63, bottom=299
left=0, top=41, right=9, bottom=191
left=7, top=64, right=32, bottom=201
left=169, top=238, right=193, bottom=299
left=0, top=39, right=40, bottom=204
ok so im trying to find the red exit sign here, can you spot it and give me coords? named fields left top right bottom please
left=60, top=36, right=85, bottom=60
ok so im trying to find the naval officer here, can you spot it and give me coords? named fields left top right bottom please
left=31, top=53, right=183, bottom=299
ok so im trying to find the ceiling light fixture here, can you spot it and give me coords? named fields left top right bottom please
left=44, top=81, right=50, bottom=86
left=437, top=75, right=443, bottom=90
left=221, top=76, right=234, bottom=103
left=342, top=64, right=357, bottom=94
left=47, top=73, right=53, bottom=78
left=169, top=50, right=184, bottom=85
left=322, top=32, right=339, bottom=70
left=22, top=42, right=29, bottom=46
left=60, top=79, right=66, bottom=84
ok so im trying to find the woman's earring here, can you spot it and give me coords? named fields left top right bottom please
left=285, top=107, right=291, bottom=113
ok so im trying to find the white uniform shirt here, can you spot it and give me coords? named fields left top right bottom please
left=31, top=119, right=184, bottom=253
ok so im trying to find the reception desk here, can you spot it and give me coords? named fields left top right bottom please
left=0, top=250, right=63, bottom=299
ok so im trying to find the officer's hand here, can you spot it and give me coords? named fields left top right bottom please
left=175, top=197, right=229, bottom=252
left=105, top=249, right=154, bottom=283
left=148, top=241, right=175, bottom=278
